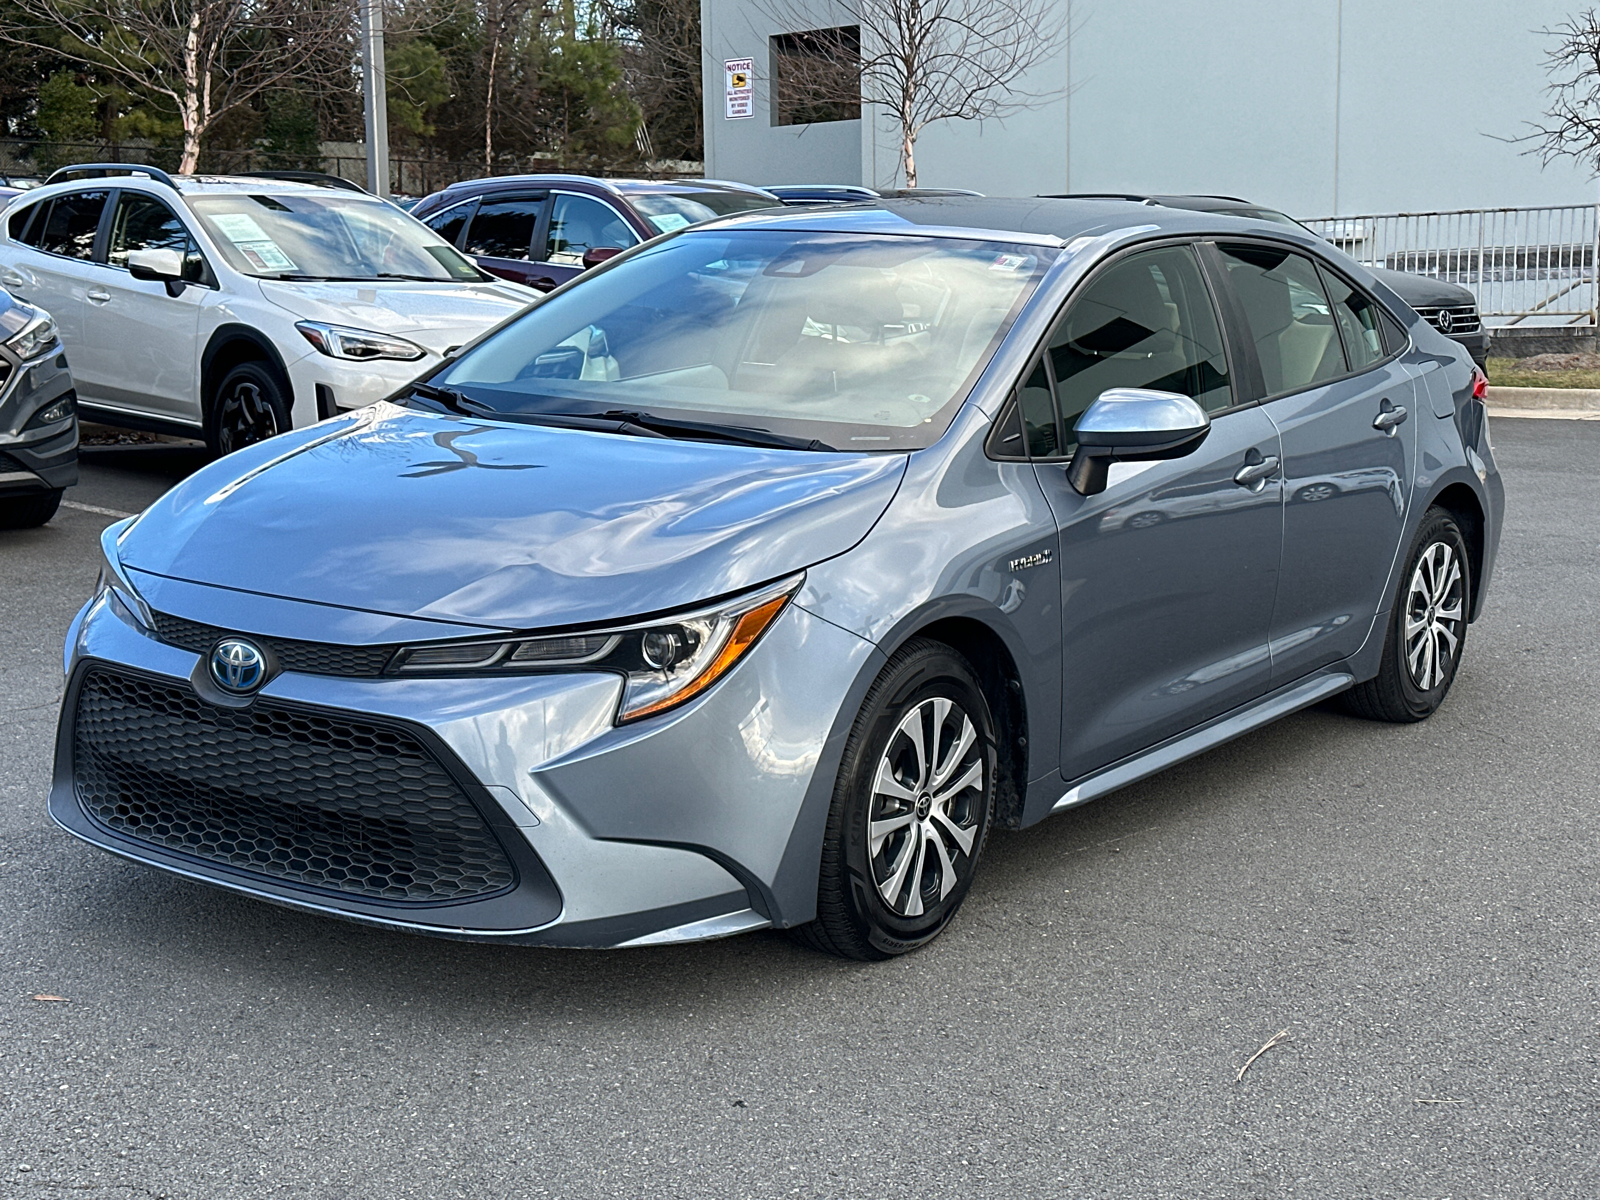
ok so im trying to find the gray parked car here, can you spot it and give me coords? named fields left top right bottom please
left=0, top=286, right=76, bottom=527
left=52, top=198, right=1501, bottom=958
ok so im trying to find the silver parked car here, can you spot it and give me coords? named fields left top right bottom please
left=53, top=199, right=1502, bottom=958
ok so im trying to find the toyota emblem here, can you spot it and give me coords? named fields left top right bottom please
left=209, top=638, right=266, bottom=693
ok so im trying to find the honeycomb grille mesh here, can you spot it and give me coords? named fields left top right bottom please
left=149, top=610, right=396, bottom=677
left=72, top=668, right=515, bottom=903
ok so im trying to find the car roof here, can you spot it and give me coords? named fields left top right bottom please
left=436, top=173, right=775, bottom=199
left=698, top=195, right=1316, bottom=247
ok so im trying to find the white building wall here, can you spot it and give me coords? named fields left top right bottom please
left=705, top=0, right=1598, bottom=216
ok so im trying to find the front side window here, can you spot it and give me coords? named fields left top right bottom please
left=35, top=190, right=109, bottom=259
left=464, top=196, right=542, bottom=261
left=108, top=193, right=206, bottom=282
left=545, top=194, right=637, bottom=266
left=1218, top=244, right=1345, bottom=396
left=187, top=193, right=482, bottom=281
left=1046, top=244, right=1233, bottom=451
left=435, top=230, right=1054, bottom=451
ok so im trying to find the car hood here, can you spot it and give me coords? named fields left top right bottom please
left=1370, top=267, right=1476, bottom=310
left=118, top=405, right=908, bottom=631
left=257, top=278, right=537, bottom=355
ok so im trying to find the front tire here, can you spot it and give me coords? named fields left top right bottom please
left=793, top=639, right=997, bottom=960
left=0, top=488, right=63, bottom=529
left=1342, top=506, right=1470, bottom=723
left=206, top=362, right=291, bottom=458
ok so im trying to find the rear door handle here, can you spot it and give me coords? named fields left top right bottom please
left=1233, top=452, right=1280, bottom=490
left=0, top=267, right=30, bottom=290
left=87, top=288, right=112, bottom=303
left=1373, top=400, right=1408, bottom=434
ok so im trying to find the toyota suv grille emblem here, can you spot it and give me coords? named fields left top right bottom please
left=210, top=638, right=266, bottom=693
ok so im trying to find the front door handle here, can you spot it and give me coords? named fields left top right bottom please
left=1233, top=451, right=1280, bottom=491
left=87, top=288, right=112, bottom=303
left=1373, top=399, right=1408, bottom=434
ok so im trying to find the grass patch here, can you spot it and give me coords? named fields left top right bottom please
left=1487, top=356, right=1600, bottom=389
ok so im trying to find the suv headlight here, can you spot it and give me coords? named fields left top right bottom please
left=296, top=321, right=426, bottom=362
left=392, top=575, right=802, bottom=723
left=7, top=313, right=57, bottom=361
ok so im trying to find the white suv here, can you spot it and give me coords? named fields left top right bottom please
left=0, top=165, right=537, bottom=454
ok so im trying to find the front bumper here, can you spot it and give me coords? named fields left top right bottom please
left=284, top=348, right=437, bottom=428
left=0, top=349, right=77, bottom=495
left=53, top=578, right=875, bottom=946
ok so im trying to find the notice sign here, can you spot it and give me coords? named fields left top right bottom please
left=725, top=58, right=754, bottom=119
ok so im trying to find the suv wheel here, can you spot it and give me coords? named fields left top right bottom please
left=207, top=362, right=290, bottom=457
left=0, top=488, right=63, bottom=529
left=794, top=638, right=996, bottom=960
left=1342, top=506, right=1470, bottom=723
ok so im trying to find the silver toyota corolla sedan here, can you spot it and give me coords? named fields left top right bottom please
left=54, top=198, right=1503, bottom=958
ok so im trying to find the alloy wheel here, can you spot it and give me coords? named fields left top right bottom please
left=217, top=381, right=281, bottom=455
left=868, top=696, right=985, bottom=918
left=1404, top=540, right=1464, bottom=690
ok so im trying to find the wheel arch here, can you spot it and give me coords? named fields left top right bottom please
left=201, top=326, right=295, bottom=423
left=1427, top=477, right=1487, bottom=621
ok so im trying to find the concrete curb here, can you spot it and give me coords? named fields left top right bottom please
left=1484, top=392, right=1600, bottom=419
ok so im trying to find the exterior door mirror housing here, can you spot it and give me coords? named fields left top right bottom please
left=581, top=246, right=625, bottom=270
left=1066, top=388, right=1212, bottom=496
left=126, top=248, right=185, bottom=282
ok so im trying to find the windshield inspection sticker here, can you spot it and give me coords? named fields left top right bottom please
left=990, top=253, right=1035, bottom=272
left=209, top=212, right=298, bottom=272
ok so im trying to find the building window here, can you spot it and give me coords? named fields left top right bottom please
left=770, top=25, right=861, bottom=126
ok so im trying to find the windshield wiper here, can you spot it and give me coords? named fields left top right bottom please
left=596, top=410, right=835, bottom=452
left=410, top=386, right=670, bottom=438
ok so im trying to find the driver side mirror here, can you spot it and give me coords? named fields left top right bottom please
left=581, top=246, right=624, bottom=270
left=1066, top=388, right=1211, bottom=497
left=126, top=247, right=188, bottom=296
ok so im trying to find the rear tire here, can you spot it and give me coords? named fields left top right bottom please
left=792, top=638, right=997, bottom=960
left=0, top=489, right=63, bottom=529
left=1341, top=507, right=1470, bottom=723
left=206, top=362, right=291, bottom=458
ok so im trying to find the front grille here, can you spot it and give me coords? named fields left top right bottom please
left=72, top=667, right=515, bottom=903
left=149, top=610, right=396, bottom=677
left=1416, top=305, right=1482, bottom=336
left=0, top=450, right=27, bottom=474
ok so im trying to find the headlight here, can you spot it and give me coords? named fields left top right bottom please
left=7, top=313, right=57, bottom=360
left=296, top=321, right=425, bottom=362
left=94, top=521, right=152, bottom=629
left=392, top=574, right=802, bottom=723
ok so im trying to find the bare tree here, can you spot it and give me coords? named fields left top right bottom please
left=0, top=0, right=356, bottom=172
left=1524, top=9, right=1600, bottom=170
left=756, top=0, right=1062, bottom=187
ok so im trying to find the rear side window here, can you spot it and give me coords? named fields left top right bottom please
left=7, top=201, right=41, bottom=242
left=1217, top=244, right=1345, bottom=396
left=1049, top=244, right=1233, bottom=447
left=464, top=196, right=543, bottom=261
left=35, top=190, right=109, bottom=259
left=1318, top=265, right=1386, bottom=371
left=423, top=200, right=474, bottom=248
left=108, top=192, right=207, bottom=282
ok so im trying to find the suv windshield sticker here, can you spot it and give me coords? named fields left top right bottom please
left=209, top=212, right=299, bottom=272
left=647, top=212, right=692, bottom=234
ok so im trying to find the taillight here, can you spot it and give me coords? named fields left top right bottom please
left=1471, top=366, right=1489, bottom=401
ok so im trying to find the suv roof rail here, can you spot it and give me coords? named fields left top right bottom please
left=234, top=170, right=369, bottom=193
left=44, top=163, right=178, bottom=190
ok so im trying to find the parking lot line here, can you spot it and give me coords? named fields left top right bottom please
left=61, top=499, right=135, bottom=519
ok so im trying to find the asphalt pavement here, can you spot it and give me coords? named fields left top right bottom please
left=1, top=420, right=1597, bottom=1199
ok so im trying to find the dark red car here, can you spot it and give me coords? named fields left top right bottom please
left=409, top=175, right=783, bottom=291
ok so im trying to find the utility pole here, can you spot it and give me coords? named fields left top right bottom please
left=360, top=0, right=389, bottom=198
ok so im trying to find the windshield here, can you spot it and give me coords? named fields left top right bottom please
left=432, top=229, right=1054, bottom=450
left=629, top=191, right=783, bottom=234
left=188, top=193, right=484, bottom=281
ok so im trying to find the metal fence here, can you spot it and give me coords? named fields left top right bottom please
left=1304, top=205, right=1600, bottom=326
